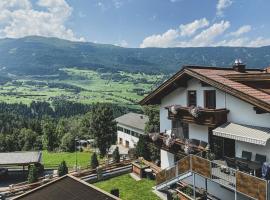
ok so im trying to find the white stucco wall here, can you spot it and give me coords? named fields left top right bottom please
left=160, top=149, right=175, bottom=169
left=235, top=140, right=270, bottom=162
left=160, top=87, right=186, bottom=133
left=117, top=124, right=144, bottom=148
left=160, top=78, right=270, bottom=130
left=189, top=124, right=208, bottom=142
left=159, top=77, right=270, bottom=167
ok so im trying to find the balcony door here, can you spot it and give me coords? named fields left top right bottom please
left=187, top=90, right=197, bottom=107
left=204, top=90, right=216, bottom=109
left=209, top=128, right=235, bottom=159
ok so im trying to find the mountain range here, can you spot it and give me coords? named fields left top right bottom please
left=0, top=36, right=270, bottom=75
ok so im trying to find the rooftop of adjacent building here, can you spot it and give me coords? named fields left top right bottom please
left=13, top=175, right=119, bottom=200
left=115, top=112, right=149, bottom=131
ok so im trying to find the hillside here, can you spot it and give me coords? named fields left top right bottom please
left=0, top=36, right=270, bottom=76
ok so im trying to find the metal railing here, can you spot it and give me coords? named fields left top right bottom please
left=156, top=152, right=268, bottom=200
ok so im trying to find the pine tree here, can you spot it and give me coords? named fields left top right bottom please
left=91, top=152, right=99, bottom=169
left=58, top=161, right=68, bottom=176
left=136, top=135, right=150, bottom=160
left=28, top=165, right=38, bottom=183
left=113, top=147, right=120, bottom=163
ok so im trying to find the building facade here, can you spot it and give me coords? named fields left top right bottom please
left=115, top=112, right=148, bottom=148
left=141, top=63, right=270, bottom=200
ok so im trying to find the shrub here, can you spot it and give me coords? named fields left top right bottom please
left=112, top=147, right=120, bottom=163
left=110, top=188, right=119, bottom=197
left=90, top=152, right=99, bottom=169
left=58, top=161, right=68, bottom=176
left=28, top=165, right=38, bottom=183
left=35, top=163, right=44, bottom=175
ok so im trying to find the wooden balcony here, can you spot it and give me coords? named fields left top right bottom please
left=166, top=105, right=229, bottom=127
left=148, top=133, right=206, bottom=157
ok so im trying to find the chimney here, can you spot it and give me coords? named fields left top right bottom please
left=265, top=66, right=270, bottom=73
left=233, top=59, right=246, bottom=72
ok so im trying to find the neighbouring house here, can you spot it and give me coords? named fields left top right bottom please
left=140, top=61, right=270, bottom=200
left=13, top=175, right=120, bottom=200
left=115, top=112, right=148, bottom=148
left=0, top=151, right=42, bottom=172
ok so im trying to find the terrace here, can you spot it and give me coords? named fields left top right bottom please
left=155, top=152, right=269, bottom=200
left=148, top=126, right=270, bottom=199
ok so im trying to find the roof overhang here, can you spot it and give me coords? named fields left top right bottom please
left=0, top=151, right=42, bottom=166
left=139, top=66, right=270, bottom=112
left=213, top=122, right=270, bottom=146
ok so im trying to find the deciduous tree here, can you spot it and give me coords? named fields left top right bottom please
left=88, top=104, right=117, bottom=157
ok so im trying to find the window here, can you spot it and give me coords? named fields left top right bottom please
left=131, top=131, right=135, bottom=136
left=117, top=126, right=123, bottom=132
left=187, top=90, right=197, bottom=107
left=124, top=129, right=130, bottom=134
left=125, top=140, right=129, bottom=148
left=119, top=138, right=123, bottom=145
left=204, top=90, right=216, bottom=109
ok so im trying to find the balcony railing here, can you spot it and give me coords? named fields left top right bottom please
left=148, top=131, right=207, bottom=156
left=156, top=153, right=268, bottom=200
left=166, top=105, right=229, bottom=127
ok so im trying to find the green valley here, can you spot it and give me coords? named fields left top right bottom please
left=0, top=68, right=167, bottom=108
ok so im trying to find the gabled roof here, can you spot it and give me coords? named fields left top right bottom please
left=140, top=66, right=270, bottom=112
left=115, top=112, right=148, bottom=131
left=13, top=175, right=120, bottom=200
left=0, top=151, right=41, bottom=166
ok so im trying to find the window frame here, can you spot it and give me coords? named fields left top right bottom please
left=204, top=90, right=216, bottom=109
left=187, top=90, right=197, bottom=107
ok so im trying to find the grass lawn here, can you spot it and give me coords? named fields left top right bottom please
left=93, top=174, right=161, bottom=200
left=42, top=150, right=93, bottom=169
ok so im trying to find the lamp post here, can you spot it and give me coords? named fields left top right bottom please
left=75, top=137, right=78, bottom=171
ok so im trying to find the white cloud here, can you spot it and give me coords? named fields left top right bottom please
left=140, top=29, right=178, bottom=48
left=216, top=0, right=232, bottom=16
left=97, top=0, right=123, bottom=10
left=112, top=0, right=123, bottom=8
left=140, top=20, right=230, bottom=48
left=179, top=18, right=209, bottom=37
left=215, top=37, right=249, bottom=46
left=115, top=40, right=128, bottom=47
left=0, top=0, right=85, bottom=41
left=229, top=25, right=251, bottom=37
left=170, top=0, right=182, bottom=2
left=248, top=37, right=270, bottom=47
left=189, top=20, right=230, bottom=46
left=0, top=0, right=32, bottom=10
left=140, top=19, right=270, bottom=48
left=215, top=37, right=270, bottom=47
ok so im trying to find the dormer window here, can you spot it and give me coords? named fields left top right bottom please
left=204, top=90, right=216, bottom=109
left=187, top=90, right=197, bottom=107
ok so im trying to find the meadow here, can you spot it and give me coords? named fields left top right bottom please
left=0, top=68, right=167, bottom=108
left=42, top=150, right=94, bottom=169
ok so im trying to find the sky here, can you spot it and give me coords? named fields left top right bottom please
left=0, top=0, right=269, bottom=48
